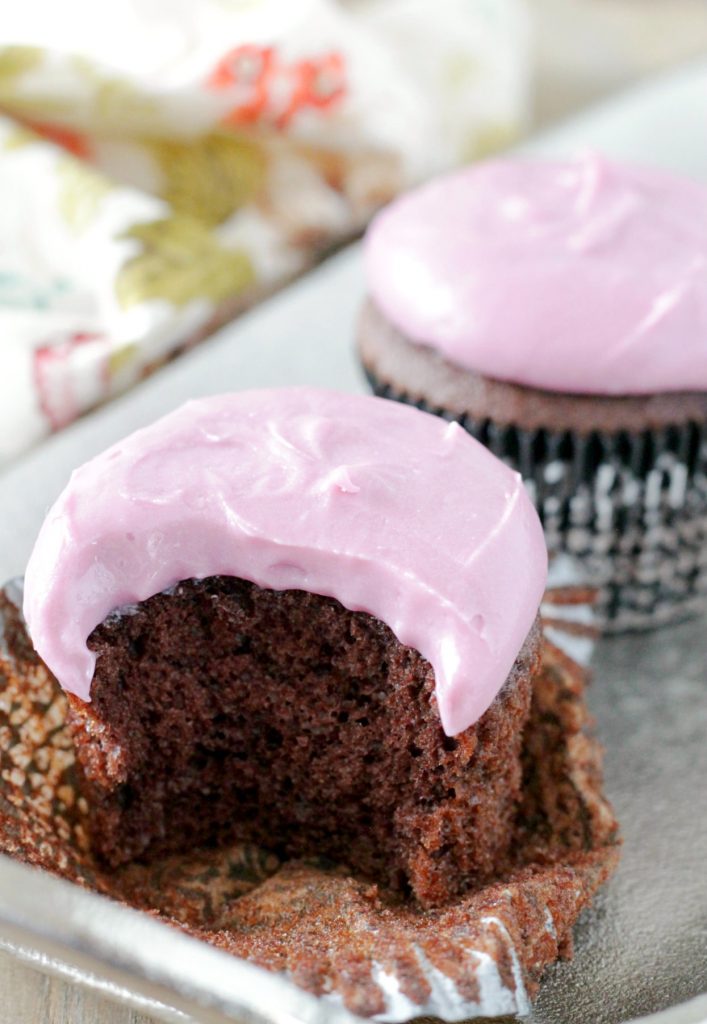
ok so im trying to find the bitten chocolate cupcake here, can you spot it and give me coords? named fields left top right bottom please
left=358, top=153, right=707, bottom=629
left=22, top=387, right=548, bottom=908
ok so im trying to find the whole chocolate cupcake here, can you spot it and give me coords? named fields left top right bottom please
left=358, top=153, right=707, bottom=630
left=23, top=388, right=547, bottom=908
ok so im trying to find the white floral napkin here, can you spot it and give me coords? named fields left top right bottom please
left=0, top=0, right=530, bottom=464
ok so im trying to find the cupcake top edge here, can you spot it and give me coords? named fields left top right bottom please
left=22, top=387, right=547, bottom=737
left=364, top=152, right=707, bottom=397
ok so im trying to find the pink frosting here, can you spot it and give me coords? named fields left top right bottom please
left=23, top=388, right=546, bottom=736
left=365, top=153, right=707, bottom=395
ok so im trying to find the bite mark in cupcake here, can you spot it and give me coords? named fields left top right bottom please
left=23, top=387, right=548, bottom=906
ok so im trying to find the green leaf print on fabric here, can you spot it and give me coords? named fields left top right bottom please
left=145, top=133, right=266, bottom=226
left=115, top=217, right=255, bottom=309
left=0, top=47, right=42, bottom=88
left=108, top=343, right=139, bottom=377
left=57, top=157, right=114, bottom=233
left=0, top=47, right=70, bottom=117
left=71, top=56, right=163, bottom=134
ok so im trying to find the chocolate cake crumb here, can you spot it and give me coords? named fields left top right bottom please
left=69, top=576, right=541, bottom=908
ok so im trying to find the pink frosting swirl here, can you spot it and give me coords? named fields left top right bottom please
left=23, top=388, right=547, bottom=736
left=365, top=153, right=707, bottom=395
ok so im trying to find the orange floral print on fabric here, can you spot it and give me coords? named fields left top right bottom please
left=208, top=45, right=346, bottom=129
left=277, top=52, right=345, bottom=128
left=22, top=120, right=92, bottom=159
left=207, top=45, right=276, bottom=124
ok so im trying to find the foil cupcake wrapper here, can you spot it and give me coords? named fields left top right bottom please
left=0, top=578, right=618, bottom=1022
left=366, top=373, right=707, bottom=632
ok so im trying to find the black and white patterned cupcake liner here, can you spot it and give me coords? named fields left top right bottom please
left=366, top=372, right=707, bottom=631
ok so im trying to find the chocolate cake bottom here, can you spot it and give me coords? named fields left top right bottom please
left=67, top=576, right=541, bottom=909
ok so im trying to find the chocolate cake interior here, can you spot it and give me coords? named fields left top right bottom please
left=69, top=576, right=541, bottom=907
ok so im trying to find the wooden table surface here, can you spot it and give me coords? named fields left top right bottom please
left=0, top=952, right=159, bottom=1024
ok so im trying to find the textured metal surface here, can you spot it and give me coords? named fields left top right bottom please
left=531, top=614, right=707, bottom=1024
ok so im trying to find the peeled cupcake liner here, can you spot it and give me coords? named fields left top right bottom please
left=366, top=372, right=707, bottom=632
left=0, top=578, right=618, bottom=1022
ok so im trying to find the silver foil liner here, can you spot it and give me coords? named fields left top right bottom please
left=365, top=374, right=707, bottom=631
left=0, top=578, right=618, bottom=1022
